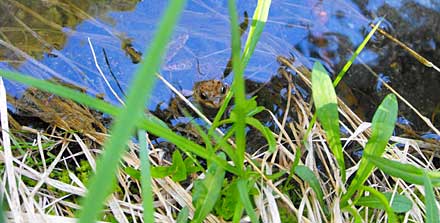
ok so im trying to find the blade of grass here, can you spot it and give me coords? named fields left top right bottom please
left=138, top=130, right=154, bottom=223
left=303, top=19, right=383, bottom=147
left=312, top=62, right=345, bottom=180
left=227, top=0, right=246, bottom=171
left=294, top=165, right=329, bottom=216
left=366, top=155, right=440, bottom=186
left=237, top=179, right=258, bottom=223
left=78, top=0, right=187, bottom=221
left=241, top=0, right=271, bottom=68
left=333, top=19, right=382, bottom=86
left=423, top=172, right=440, bottom=223
left=341, top=94, right=398, bottom=207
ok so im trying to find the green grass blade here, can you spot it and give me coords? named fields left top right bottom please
left=192, top=153, right=226, bottom=222
left=241, top=0, right=271, bottom=68
left=294, top=165, right=328, bottom=215
left=176, top=206, right=189, bottom=223
left=423, top=172, right=440, bottom=223
left=366, top=155, right=438, bottom=186
left=312, top=62, right=345, bottom=180
left=237, top=179, right=258, bottom=223
left=75, top=1, right=188, bottom=221
left=227, top=0, right=246, bottom=170
left=333, top=19, right=382, bottom=86
left=138, top=130, right=154, bottom=223
left=356, top=191, right=412, bottom=213
left=303, top=20, right=382, bottom=146
left=342, top=94, right=398, bottom=207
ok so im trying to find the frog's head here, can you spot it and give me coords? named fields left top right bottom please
left=193, top=80, right=229, bottom=109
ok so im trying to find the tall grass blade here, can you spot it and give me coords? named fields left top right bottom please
left=342, top=94, right=398, bottom=207
left=138, top=130, right=154, bottom=223
left=423, top=172, right=440, bottom=223
left=312, top=62, right=345, bottom=180
left=241, top=0, right=271, bottom=68
left=333, top=19, right=382, bottom=86
left=237, top=179, right=258, bottom=223
left=75, top=0, right=187, bottom=221
left=176, top=206, right=189, bottom=223
left=227, top=0, right=246, bottom=169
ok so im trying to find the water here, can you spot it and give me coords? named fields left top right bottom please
left=1, top=0, right=439, bottom=131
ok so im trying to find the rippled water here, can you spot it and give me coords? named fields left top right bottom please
left=0, top=0, right=439, bottom=131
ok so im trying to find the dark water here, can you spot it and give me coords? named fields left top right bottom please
left=1, top=0, right=439, bottom=133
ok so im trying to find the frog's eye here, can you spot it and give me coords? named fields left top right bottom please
left=220, top=86, right=227, bottom=94
left=200, top=92, right=208, bottom=100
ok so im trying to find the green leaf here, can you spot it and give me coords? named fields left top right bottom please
left=214, top=181, right=239, bottom=220
left=192, top=153, right=226, bottom=223
left=176, top=206, right=189, bottom=223
left=366, top=155, right=440, bottom=186
left=342, top=94, right=398, bottom=206
left=171, top=150, right=187, bottom=182
left=237, top=179, right=258, bottom=223
left=312, top=62, right=345, bottom=180
left=423, top=172, right=440, bottom=223
left=356, top=192, right=412, bottom=213
left=361, top=186, right=397, bottom=223
left=294, top=165, right=328, bottom=215
left=124, top=167, right=140, bottom=180
left=245, top=117, right=276, bottom=153
left=151, top=166, right=172, bottom=178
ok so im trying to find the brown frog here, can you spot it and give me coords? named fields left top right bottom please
left=192, top=80, right=229, bottom=109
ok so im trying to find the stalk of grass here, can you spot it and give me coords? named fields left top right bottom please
left=227, top=0, right=246, bottom=171
left=423, top=172, right=440, bottom=223
left=76, top=0, right=188, bottom=221
left=137, top=130, right=154, bottom=223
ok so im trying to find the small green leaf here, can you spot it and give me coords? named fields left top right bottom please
left=356, top=192, right=412, bottom=213
left=124, top=167, right=140, bottom=180
left=171, top=150, right=187, bottom=182
left=151, top=166, right=172, bottom=178
left=312, top=62, right=345, bottom=180
left=294, top=165, right=328, bottom=215
left=424, top=172, right=440, bottom=223
left=176, top=206, right=189, bottom=223
left=192, top=153, right=226, bottom=222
